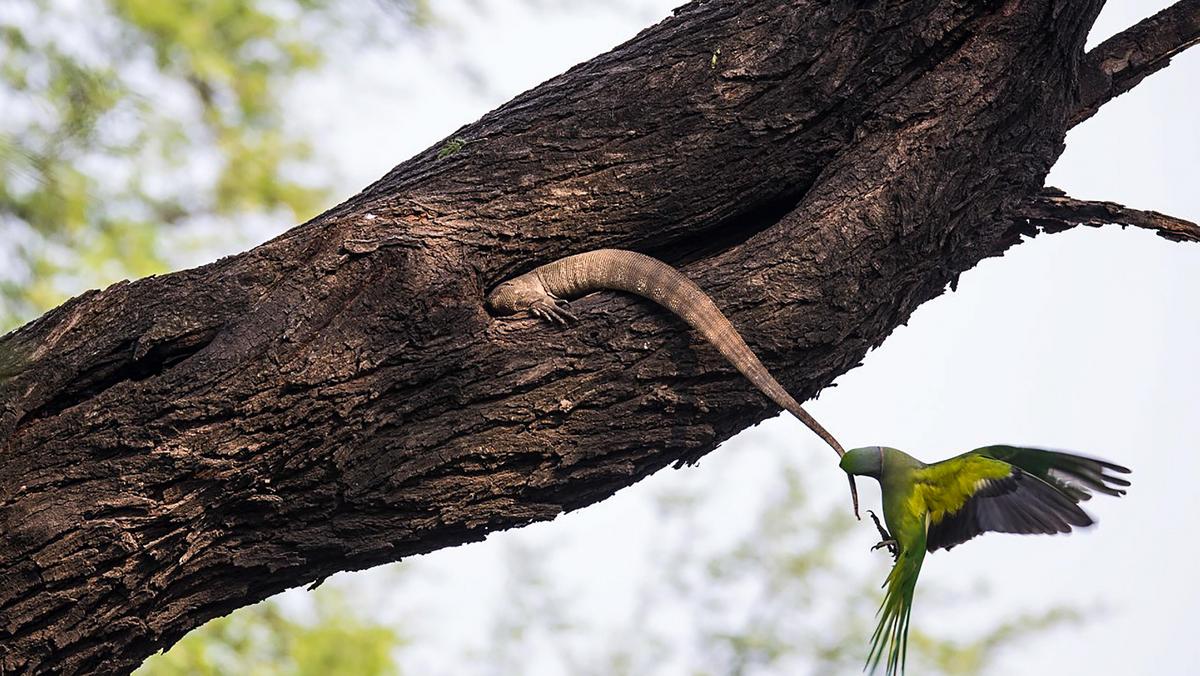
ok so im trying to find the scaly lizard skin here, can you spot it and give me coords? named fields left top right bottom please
left=486, top=248, right=848, bottom=460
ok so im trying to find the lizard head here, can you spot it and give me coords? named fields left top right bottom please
left=486, top=275, right=548, bottom=314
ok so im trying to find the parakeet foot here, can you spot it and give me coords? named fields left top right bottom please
left=866, top=510, right=899, bottom=560
left=871, top=538, right=899, bottom=559
left=866, top=509, right=891, bottom=539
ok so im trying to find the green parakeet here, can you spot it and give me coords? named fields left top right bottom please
left=839, top=445, right=1130, bottom=675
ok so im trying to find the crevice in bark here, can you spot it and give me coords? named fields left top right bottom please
left=17, top=329, right=220, bottom=427
left=644, top=186, right=808, bottom=268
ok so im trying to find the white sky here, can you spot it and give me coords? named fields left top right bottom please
left=266, top=2, right=1200, bottom=674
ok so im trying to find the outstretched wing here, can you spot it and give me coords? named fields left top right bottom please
left=972, top=445, right=1130, bottom=501
left=918, top=446, right=1130, bottom=553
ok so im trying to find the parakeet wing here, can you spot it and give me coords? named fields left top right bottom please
left=971, top=445, right=1130, bottom=501
left=920, top=446, right=1130, bottom=553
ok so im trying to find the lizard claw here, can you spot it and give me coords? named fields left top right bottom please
left=551, top=297, right=578, bottom=322
left=530, top=300, right=576, bottom=325
left=549, top=297, right=576, bottom=324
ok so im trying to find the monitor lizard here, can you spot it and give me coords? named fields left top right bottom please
left=487, top=248, right=859, bottom=515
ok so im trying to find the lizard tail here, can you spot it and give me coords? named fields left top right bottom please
left=540, top=249, right=847, bottom=459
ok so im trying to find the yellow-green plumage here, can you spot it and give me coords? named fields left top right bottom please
left=840, top=445, right=1130, bottom=675
left=910, top=455, right=1011, bottom=527
left=868, top=534, right=924, bottom=675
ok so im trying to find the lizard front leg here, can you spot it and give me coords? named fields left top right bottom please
left=529, top=296, right=577, bottom=325
left=486, top=273, right=577, bottom=325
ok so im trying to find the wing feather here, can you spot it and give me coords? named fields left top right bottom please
left=975, top=445, right=1130, bottom=501
left=923, top=445, right=1128, bottom=553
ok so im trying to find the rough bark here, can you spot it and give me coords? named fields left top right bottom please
left=1072, top=0, right=1200, bottom=127
left=1016, top=188, right=1200, bottom=242
left=0, top=1, right=1195, bottom=673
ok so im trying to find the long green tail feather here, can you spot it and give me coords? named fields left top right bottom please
left=867, top=545, right=925, bottom=675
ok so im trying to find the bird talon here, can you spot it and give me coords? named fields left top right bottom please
left=866, top=510, right=899, bottom=560
left=871, top=538, right=899, bottom=562
left=871, top=538, right=898, bottom=551
left=866, top=510, right=891, bottom=539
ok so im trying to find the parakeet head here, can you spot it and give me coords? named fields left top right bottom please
left=840, top=445, right=884, bottom=479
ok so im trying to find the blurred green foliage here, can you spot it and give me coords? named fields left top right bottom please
left=135, top=588, right=406, bottom=676
left=469, top=463, right=1081, bottom=676
left=138, top=458, right=1075, bottom=675
left=0, top=0, right=431, bottom=330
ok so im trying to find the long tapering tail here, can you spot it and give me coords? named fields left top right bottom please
left=867, top=544, right=925, bottom=676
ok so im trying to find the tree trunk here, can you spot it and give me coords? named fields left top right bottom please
left=1, top=1, right=1195, bottom=673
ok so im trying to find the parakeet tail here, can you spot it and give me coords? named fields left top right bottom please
left=866, top=545, right=925, bottom=676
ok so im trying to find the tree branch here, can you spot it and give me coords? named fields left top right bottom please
left=0, top=2, right=1150, bottom=673
left=1071, top=0, right=1200, bottom=127
left=1015, top=188, right=1200, bottom=242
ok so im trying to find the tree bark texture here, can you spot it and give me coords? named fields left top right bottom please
left=0, top=1, right=1195, bottom=673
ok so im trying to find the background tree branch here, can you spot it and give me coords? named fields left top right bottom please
left=1071, top=0, right=1200, bottom=127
